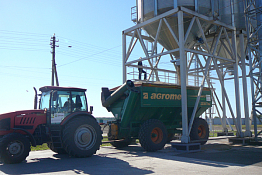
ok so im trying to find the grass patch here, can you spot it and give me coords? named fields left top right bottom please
left=101, top=136, right=112, bottom=147
left=212, top=125, right=262, bottom=129
left=209, top=130, right=237, bottom=137
left=31, top=137, right=112, bottom=151
left=31, top=143, right=49, bottom=151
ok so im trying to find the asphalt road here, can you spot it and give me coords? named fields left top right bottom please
left=0, top=137, right=262, bottom=175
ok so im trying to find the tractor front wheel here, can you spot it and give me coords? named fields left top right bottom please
left=139, top=119, right=167, bottom=152
left=0, top=133, right=31, bottom=164
left=62, top=116, right=102, bottom=157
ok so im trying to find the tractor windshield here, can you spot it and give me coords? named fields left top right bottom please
left=50, top=91, right=87, bottom=124
left=71, top=91, right=87, bottom=112
left=39, top=91, right=51, bottom=110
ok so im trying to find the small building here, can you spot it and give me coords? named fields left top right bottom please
left=212, top=117, right=262, bottom=125
left=95, top=117, right=114, bottom=125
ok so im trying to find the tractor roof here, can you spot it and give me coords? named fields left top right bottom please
left=39, top=86, right=86, bottom=92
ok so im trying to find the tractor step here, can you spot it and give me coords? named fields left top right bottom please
left=50, top=125, right=63, bottom=149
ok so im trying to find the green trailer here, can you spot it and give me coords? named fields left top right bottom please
left=101, top=80, right=212, bottom=151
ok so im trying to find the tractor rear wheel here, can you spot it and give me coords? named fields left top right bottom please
left=0, top=133, right=31, bottom=164
left=190, top=118, right=209, bottom=145
left=62, top=116, right=102, bottom=157
left=47, top=142, right=67, bottom=154
left=139, top=119, right=167, bottom=152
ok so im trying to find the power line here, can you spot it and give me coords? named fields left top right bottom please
left=58, top=45, right=121, bottom=67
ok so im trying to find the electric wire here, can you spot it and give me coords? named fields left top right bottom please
left=0, top=0, right=258, bottom=81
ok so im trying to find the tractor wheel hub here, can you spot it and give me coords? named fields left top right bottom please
left=8, top=142, right=22, bottom=155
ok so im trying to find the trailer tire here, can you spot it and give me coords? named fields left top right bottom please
left=47, top=142, right=67, bottom=154
left=110, top=139, right=133, bottom=148
left=139, top=119, right=167, bottom=152
left=62, top=116, right=102, bottom=157
left=107, top=124, right=134, bottom=148
left=190, top=118, right=209, bottom=145
left=0, top=133, right=31, bottom=164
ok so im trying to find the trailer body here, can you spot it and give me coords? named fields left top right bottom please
left=102, top=81, right=211, bottom=149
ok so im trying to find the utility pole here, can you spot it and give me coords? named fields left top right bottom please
left=50, top=33, right=59, bottom=86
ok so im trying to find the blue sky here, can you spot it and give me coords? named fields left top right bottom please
left=0, top=0, right=136, bottom=117
left=0, top=0, right=253, bottom=122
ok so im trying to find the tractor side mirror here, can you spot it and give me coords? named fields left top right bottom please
left=90, top=106, right=93, bottom=114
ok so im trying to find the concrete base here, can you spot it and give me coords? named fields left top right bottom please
left=229, top=137, right=262, bottom=146
left=228, top=137, right=251, bottom=145
left=171, top=142, right=201, bottom=152
left=244, top=131, right=252, bottom=137
left=247, top=137, right=262, bottom=146
left=217, top=132, right=234, bottom=136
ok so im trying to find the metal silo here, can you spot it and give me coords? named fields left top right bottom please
left=136, top=0, right=246, bottom=59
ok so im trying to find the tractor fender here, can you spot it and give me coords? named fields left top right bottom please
left=60, top=111, right=96, bottom=126
left=13, top=128, right=37, bottom=147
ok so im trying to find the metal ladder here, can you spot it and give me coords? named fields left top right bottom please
left=50, top=124, right=63, bottom=149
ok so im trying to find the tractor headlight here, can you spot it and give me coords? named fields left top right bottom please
left=0, top=118, right=11, bottom=131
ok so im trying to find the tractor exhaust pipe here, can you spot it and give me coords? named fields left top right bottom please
left=33, top=87, right=38, bottom=109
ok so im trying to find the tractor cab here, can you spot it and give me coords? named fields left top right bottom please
left=38, top=86, right=91, bottom=124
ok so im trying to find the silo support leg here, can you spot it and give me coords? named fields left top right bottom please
left=232, top=30, right=243, bottom=137
left=122, top=33, right=127, bottom=83
left=178, top=11, right=189, bottom=144
left=240, top=33, right=251, bottom=137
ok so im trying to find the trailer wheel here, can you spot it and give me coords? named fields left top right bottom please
left=107, top=127, right=133, bottom=148
left=62, top=116, right=102, bottom=157
left=139, top=119, right=167, bottom=152
left=47, top=142, right=67, bottom=154
left=190, top=118, right=209, bottom=145
left=110, top=139, right=133, bottom=148
left=0, top=133, right=31, bottom=164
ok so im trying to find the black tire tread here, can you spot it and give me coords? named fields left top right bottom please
left=190, top=118, right=209, bottom=145
left=62, top=116, right=102, bottom=158
left=47, top=142, right=67, bottom=154
left=0, top=133, right=31, bottom=164
left=110, top=139, right=133, bottom=148
left=139, top=119, right=167, bottom=152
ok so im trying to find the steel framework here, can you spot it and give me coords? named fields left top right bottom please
left=245, top=0, right=262, bottom=140
left=122, top=6, right=252, bottom=143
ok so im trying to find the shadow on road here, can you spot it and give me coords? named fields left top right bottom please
left=177, top=143, right=262, bottom=167
left=1, top=139, right=261, bottom=174
left=0, top=153, right=153, bottom=175
left=109, top=141, right=262, bottom=168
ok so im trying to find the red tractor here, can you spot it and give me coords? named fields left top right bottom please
left=0, top=86, right=102, bottom=164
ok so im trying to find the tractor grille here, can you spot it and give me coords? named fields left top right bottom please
left=18, top=116, right=36, bottom=125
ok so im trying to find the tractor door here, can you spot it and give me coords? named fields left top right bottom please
left=50, top=91, right=71, bottom=124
